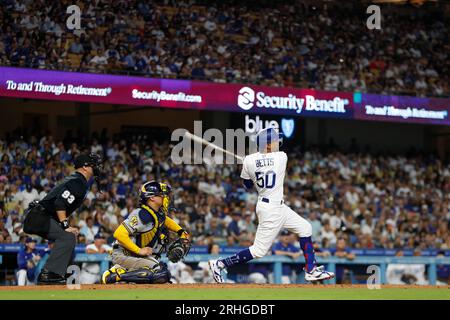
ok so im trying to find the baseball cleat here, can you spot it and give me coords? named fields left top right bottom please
left=101, top=264, right=126, bottom=284
left=208, top=260, right=225, bottom=283
left=304, top=265, right=335, bottom=282
left=37, top=269, right=66, bottom=285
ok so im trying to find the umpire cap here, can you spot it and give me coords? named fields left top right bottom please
left=74, top=153, right=103, bottom=177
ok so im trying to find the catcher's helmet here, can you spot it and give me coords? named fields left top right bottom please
left=139, top=181, right=168, bottom=205
left=74, top=153, right=103, bottom=177
left=256, top=127, right=283, bottom=152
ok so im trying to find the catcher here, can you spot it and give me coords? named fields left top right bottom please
left=101, top=181, right=190, bottom=284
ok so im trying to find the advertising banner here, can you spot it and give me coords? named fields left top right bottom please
left=1, top=67, right=449, bottom=125
left=354, top=93, right=450, bottom=125
left=0, top=67, right=353, bottom=118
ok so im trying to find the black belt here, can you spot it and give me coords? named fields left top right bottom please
left=30, top=201, right=61, bottom=221
left=261, top=197, right=284, bottom=204
left=27, top=201, right=48, bottom=215
left=29, top=200, right=44, bottom=210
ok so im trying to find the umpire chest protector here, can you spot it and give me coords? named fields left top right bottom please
left=39, top=172, right=89, bottom=218
left=24, top=172, right=89, bottom=236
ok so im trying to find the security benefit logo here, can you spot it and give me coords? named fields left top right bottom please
left=237, top=86, right=255, bottom=110
left=236, top=86, right=349, bottom=115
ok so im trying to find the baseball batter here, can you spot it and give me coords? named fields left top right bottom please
left=209, top=128, right=334, bottom=283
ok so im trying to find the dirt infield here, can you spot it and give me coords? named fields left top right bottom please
left=0, top=283, right=447, bottom=291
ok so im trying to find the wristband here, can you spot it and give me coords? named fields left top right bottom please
left=177, top=229, right=189, bottom=237
left=60, top=220, right=70, bottom=229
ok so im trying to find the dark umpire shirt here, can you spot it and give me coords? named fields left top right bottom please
left=39, top=171, right=89, bottom=220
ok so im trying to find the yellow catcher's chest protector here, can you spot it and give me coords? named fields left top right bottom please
left=118, top=204, right=167, bottom=253
left=136, top=204, right=166, bottom=248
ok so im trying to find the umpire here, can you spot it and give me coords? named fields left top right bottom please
left=23, top=153, right=102, bottom=285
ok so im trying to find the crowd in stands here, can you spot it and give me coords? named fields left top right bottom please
left=1, top=130, right=449, bottom=256
left=0, top=0, right=448, bottom=98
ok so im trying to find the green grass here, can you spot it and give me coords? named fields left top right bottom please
left=1, top=287, right=449, bottom=300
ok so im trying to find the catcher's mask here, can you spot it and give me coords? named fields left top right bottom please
left=160, top=182, right=172, bottom=195
left=139, top=181, right=168, bottom=206
left=160, top=182, right=173, bottom=211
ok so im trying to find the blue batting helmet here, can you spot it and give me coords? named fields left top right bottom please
left=256, top=127, right=283, bottom=152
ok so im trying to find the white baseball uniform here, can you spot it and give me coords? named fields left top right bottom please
left=241, top=151, right=312, bottom=258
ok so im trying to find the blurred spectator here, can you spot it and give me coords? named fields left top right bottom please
left=16, top=237, right=42, bottom=286
left=9, top=222, right=23, bottom=243
left=207, top=217, right=226, bottom=241
left=89, top=49, right=108, bottom=68
left=168, top=261, right=196, bottom=284
left=239, top=211, right=257, bottom=234
left=334, top=238, right=356, bottom=260
left=308, top=212, right=322, bottom=240
left=227, top=212, right=243, bottom=244
left=271, top=230, right=301, bottom=284
left=313, top=241, right=331, bottom=258
left=69, top=37, right=84, bottom=55
left=320, top=220, right=337, bottom=247
left=15, top=184, right=39, bottom=209
left=436, top=251, right=450, bottom=285
left=80, top=233, right=112, bottom=284
left=79, top=216, right=99, bottom=243
left=386, top=249, right=428, bottom=285
left=196, top=243, right=221, bottom=283
left=333, top=238, right=356, bottom=284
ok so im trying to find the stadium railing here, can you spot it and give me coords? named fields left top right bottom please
left=33, top=253, right=450, bottom=285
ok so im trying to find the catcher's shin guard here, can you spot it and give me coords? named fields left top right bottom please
left=151, top=265, right=172, bottom=284
left=102, top=264, right=126, bottom=284
left=118, top=265, right=171, bottom=284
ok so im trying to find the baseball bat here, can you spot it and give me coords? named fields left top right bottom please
left=183, top=131, right=244, bottom=162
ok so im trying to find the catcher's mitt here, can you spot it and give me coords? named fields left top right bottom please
left=166, top=238, right=191, bottom=263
